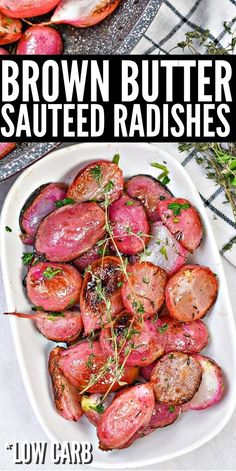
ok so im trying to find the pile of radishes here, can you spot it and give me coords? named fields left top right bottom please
left=0, top=0, right=121, bottom=161
left=5, top=157, right=224, bottom=451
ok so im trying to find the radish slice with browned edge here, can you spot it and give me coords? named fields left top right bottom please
left=5, top=310, right=83, bottom=343
left=59, top=340, right=138, bottom=394
left=20, top=183, right=67, bottom=242
left=125, top=175, right=172, bottom=222
left=0, top=12, right=22, bottom=45
left=80, top=256, right=124, bottom=336
left=142, top=222, right=188, bottom=274
left=151, top=352, right=202, bottom=405
left=0, top=0, right=60, bottom=18
left=182, top=355, right=224, bottom=411
left=26, top=262, right=82, bottom=312
left=157, top=315, right=209, bottom=355
left=35, top=202, right=106, bottom=262
left=51, top=0, right=121, bottom=27
left=67, top=160, right=123, bottom=204
left=99, top=311, right=166, bottom=367
left=16, top=26, right=63, bottom=55
left=157, top=198, right=203, bottom=253
left=165, top=265, right=218, bottom=322
left=108, top=194, right=150, bottom=255
left=97, top=383, right=155, bottom=450
left=49, top=347, right=84, bottom=422
left=121, top=261, right=167, bottom=317
left=0, top=142, right=16, bottom=159
left=81, top=393, right=114, bottom=426
left=73, top=242, right=110, bottom=272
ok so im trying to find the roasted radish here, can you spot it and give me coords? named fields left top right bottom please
left=81, top=393, right=114, bottom=426
left=26, top=262, right=82, bottom=311
left=183, top=355, right=224, bottom=411
left=80, top=256, right=124, bottom=335
left=35, top=202, right=106, bottom=262
left=5, top=310, right=83, bottom=343
left=121, top=261, right=167, bottom=317
left=165, top=265, right=218, bottom=322
left=51, top=0, right=121, bottom=28
left=49, top=347, right=83, bottom=421
left=67, top=160, right=123, bottom=204
left=97, top=383, right=155, bottom=450
left=20, top=183, right=67, bottom=242
left=0, top=0, right=60, bottom=18
left=0, top=12, right=22, bottom=45
left=73, top=242, right=110, bottom=272
left=157, top=198, right=203, bottom=253
left=151, top=352, right=202, bottom=405
left=0, top=142, right=16, bottom=159
left=59, top=340, right=138, bottom=394
left=125, top=174, right=172, bottom=222
left=16, top=26, right=63, bottom=55
left=108, top=194, right=150, bottom=255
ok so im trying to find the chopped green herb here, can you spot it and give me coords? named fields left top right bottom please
left=143, top=277, right=150, bottom=284
left=5, top=226, right=12, bottom=232
left=31, top=306, right=44, bottom=311
left=151, top=162, right=170, bottom=186
left=47, top=312, right=65, bottom=321
left=90, top=165, right=102, bottom=185
left=168, top=405, right=175, bottom=413
left=67, top=298, right=76, bottom=308
left=43, top=267, right=63, bottom=279
left=94, top=403, right=105, bottom=413
left=158, top=323, right=168, bottom=333
left=103, top=180, right=114, bottom=193
left=159, top=246, right=168, bottom=260
left=168, top=353, right=174, bottom=359
left=117, top=281, right=123, bottom=287
left=22, top=252, right=35, bottom=265
left=112, top=154, right=120, bottom=165
left=55, top=198, right=74, bottom=208
left=125, top=200, right=135, bottom=206
left=168, top=202, right=191, bottom=216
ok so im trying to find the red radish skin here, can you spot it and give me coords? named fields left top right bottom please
left=165, top=265, right=218, bottom=322
left=0, top=0, right=60, bottom=18
left=143, top=222, right=188, bottom=274
left=20, top=183, right=67, bottom=239
left=108, top=194, right=150, bottom=255
left=81, top=393, right=114, bottom=426
left=157, top=198, right=203, bottom=253
left=5, top=310, right=83, bottom=343
left=51, top=0, right=121, bottom=27
left=67, top=160, right=123, bottom=204
left=16, top=26, right=63, bottom=55
left=26, top=262, right=82, bottom=312
left=59, top=340, right=138, bottom=394
left=151, top=352, right=202, bottom=405
left=0, top=46, right=9, bottom=54
left=121, top=261, right=167, bottom=318
left=99, top=311, right=166, bottom=367
left=49, top=347, right=84, bottom=422
left=80, top=256, right=124, bottom=336
left=97, top=383, right=155, bottom=450
left=0, top=142, right=16, bottom=159
left=157, top=315, right=209, bottom=355
left=182, top=355, right=224, bottom=411
left=140, top=361, right=158, bottom=382
left=125, top=175, right=172, bottom=222
left=35, top=202, right=106, bottom=262
left=73, top=242, right=110, bottom=272
left=0, top=13, right=22, bottom=45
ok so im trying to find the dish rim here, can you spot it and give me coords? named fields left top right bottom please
left=1, top=142, right=236, bottom=468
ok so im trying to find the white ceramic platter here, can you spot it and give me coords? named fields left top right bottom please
left=1, top=143, right=236, bottom=469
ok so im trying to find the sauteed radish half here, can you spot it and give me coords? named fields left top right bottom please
left=5, top=155, right=224, bottom=450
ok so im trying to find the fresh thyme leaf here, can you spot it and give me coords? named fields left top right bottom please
left=90, top=165, right=102, bottom=185
left=125, top=200, right=135, bottom=206
left=5, top=226, right=12, bottom=232
left=55, top=198, right=74, bottom=208
left=22, top=252, right=35, bottom=265
left=103, top=180, right=114, bottom=193
left=117, top=281, right=123, bottom=287
left=168, top=202, right=190, bottom=216
left=112, top=154, right=120, bottom=165
left=47, top=312, right=65, bottom=321
left=168, top=405, right=175, bottom=413
left=31, top=306, right=44, bottom=311
left=159, top=246, right=168, bottom=260
left=43, top=267, right=63, bottom=279
left=158, top=323, right=168, bottom=333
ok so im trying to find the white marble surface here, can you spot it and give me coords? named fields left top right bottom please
left=0, top=170, right=236, bottom=471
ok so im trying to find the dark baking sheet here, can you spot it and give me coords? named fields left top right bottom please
left=0, top=0, right=162, bottom=182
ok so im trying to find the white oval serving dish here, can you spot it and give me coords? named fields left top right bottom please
left=1, top=143, right=236, bottom=469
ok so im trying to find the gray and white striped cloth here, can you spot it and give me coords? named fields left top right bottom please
left=133, top=0, right=236, bottom=267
